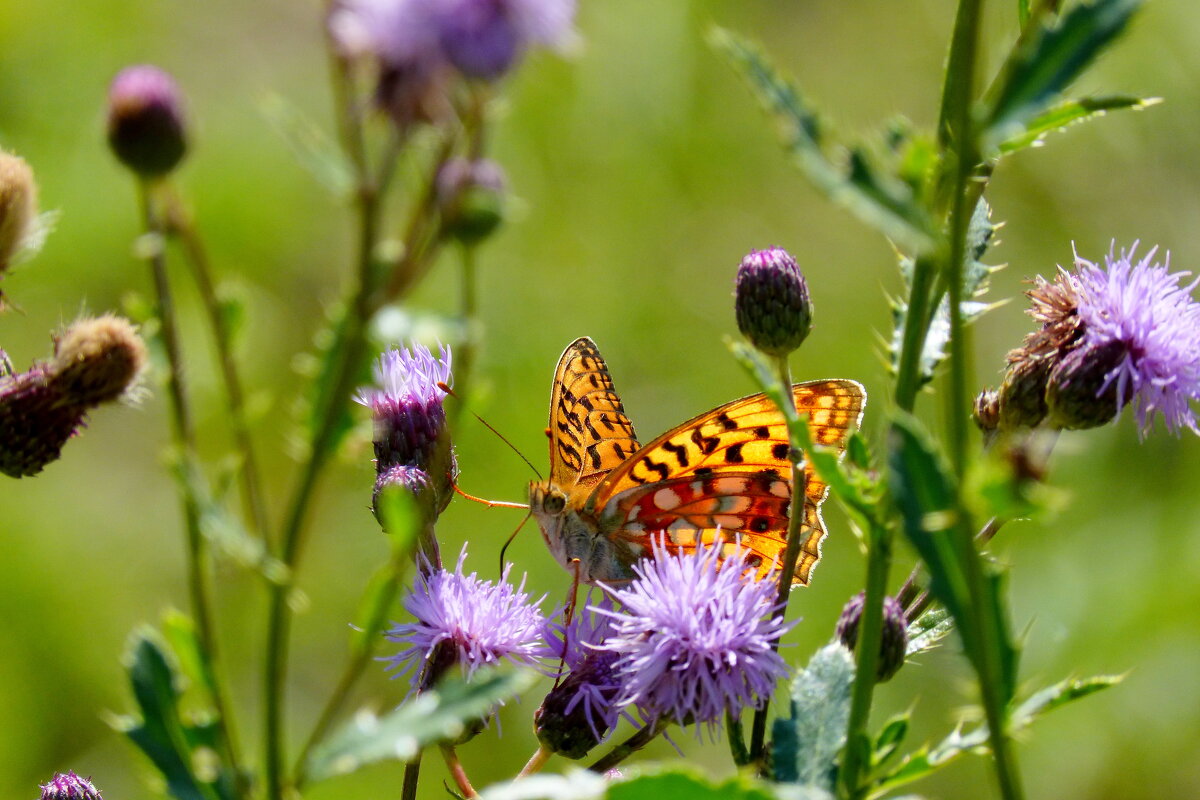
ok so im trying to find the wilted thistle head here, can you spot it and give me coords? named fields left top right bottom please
left=599, top=537, right=791, bottom=738
left=536, top=596, right=625, bottom=758
left=436, top=158, right=507, bottom=244
left=834, top=591, right=908, bottom=682
left=735, top=247, right=814, bottom=357
left=383, top=546, right=549, bottom=692
left=982, top=243, right=1200, bottom=436
left=107, top=65, right=187, bottom=178
left=39, top=771, right=102, bottom=800
left=0, top=315, right=146, bottom=478
left=0, top=149, right=37, bottom=278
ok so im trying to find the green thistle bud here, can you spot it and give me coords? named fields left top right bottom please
left=735, top=247, right=813, bottom=357
left=996, top=355, right=1052, bottom=430
left=835, top=592, right=908, bottom=682
left=436, top=158, right=506, bottom=245
left=107, top=65, right=188, bottom=178
left=1044, top=339, right=1129, bottom=430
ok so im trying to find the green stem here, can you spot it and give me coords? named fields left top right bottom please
left=748, top=354, right=806, bottom=767
left=587, top=719, right=670, bottom=774
left=139, top=180, right=246, bottom=794
left=726, top=711, right=750, bottom=767
left=837, top=515, right=893, bottom=800
left=401, top=759, right=422, bottom=800
left=441, top=744, right=478, bottom=798
left=518, top=744, right=554, bottom=777
left=163, top=189, right=271, bottom=542
left=892, top=253, right=939, bottom=412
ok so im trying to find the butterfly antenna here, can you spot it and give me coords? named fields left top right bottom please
left=498, top=511, right=533, bottom=573
left=439, top=381, right=543, bottom=479
left=453, top=483, right=529, bottom=510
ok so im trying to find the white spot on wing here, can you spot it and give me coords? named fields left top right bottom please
left=654, top=487, right=683, bottom=510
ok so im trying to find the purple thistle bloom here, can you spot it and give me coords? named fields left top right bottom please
left=1070, top=243, right=1200, bottom=437
left=431, top=0, right=576, bottom=80
left=597, top=538, right=792, bottom=738
left=384, top=546, right=549, bottom=690
left=356, top=343, right=452, bottom=471
left=39, top=772, right=102, bottom=800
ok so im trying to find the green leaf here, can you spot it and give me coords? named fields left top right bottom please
left=1018, top=0, right=1031, bottom=27
left=905, top=607, right=955, bottom=657
left=997, top=95, right=1160, bottom=155
left=304, top=668, right=536, bottom=784
left=774, top=644, right=855, bottom=791
left=259, top=93, right=354, bottom=196
left=710, top=27, right=937, bottom=251
left=1012, top=674, right=1123, bottom=725
left=872, top=714, right=909, bottom=770
left=608, top=768, right=824, bottom=800
left=985, top=0, right=1143, bottom=147
left=477, top=768, right=609, bottom=800
left=111, top=629, right=237, bottom=800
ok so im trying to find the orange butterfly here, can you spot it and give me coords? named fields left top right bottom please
left=528, top=337, right=866, bottom=585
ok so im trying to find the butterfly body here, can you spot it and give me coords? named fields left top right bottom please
left=530, top=337, right=865, bottom=586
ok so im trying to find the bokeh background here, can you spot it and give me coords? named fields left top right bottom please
left=2, top=1, right=1200, bottom=797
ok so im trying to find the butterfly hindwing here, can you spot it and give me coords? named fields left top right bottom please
left=590, top=381, right=865, bottom=584
left=547, top=337, right=641, bottom=492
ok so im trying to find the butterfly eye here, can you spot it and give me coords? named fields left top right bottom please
left=544, top=493, right=566, bottom=514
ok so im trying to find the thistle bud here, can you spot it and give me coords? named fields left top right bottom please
left=996, top=355, right=1052, bottom=430
left=51, top=314, right=148, bottom=405
left=39, top=771, right=102, bottom=800
left=0, top=150, right=37, bottom=276
left=437, top=158, right=506, bottom=245
left=973, top=389, right=1000, bottom=432
left=535, top=649, right=622, bottom=759
left=835, top=592, right=907, bottom=682
left=735, top=247, right=813, bottom=357
left=107, top=65, right=188, bottom=178
left=1044, top=339, right=1129, bottom=430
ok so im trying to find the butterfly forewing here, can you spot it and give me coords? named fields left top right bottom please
left=589, top=380, right=865, bottom=584
left=547, top=337, right=641, bottom=493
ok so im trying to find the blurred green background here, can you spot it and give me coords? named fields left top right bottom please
left=3, top=0, right=1200, bottom=797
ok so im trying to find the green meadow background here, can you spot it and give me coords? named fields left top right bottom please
left=3, top=1, right=1200, bottom=797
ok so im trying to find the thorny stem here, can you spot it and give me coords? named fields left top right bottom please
left=518, top=744, right=554, bottom=777
left=441, top=744, right=478, bottom=798
left=162, top=188, right=271, bottom=542
left=749, top=354, right=806, bottom=766
left=587, top=719, right=670, bottom=774
left=139, top=181, right=246, bottom=793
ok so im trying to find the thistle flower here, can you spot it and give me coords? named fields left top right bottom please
left=357, top=343, right=456, bottom=536
left=384, top=546, right=549, bottom=691
left=107, top=65, right=188, bottom=178
left=0, top=150, right=37, bottom=279
left=1, top=315, right=146, bottom=478
left=536, top=596, right=626, bottom=758
left=598, top=538, right=791, bottom=738
left=735, top=247, right=814, bottom=357
left=431, top=0, right=576, bottom=80
left=38, top=771, right=102, bottom=800
left=834, top=592, right=908, bottom=682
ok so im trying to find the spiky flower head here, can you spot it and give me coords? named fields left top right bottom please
left=431, top=0, right=576, bottom=80
left=1, top=316, right=146, bottom=478
left=38, top=771, right=102, bottom=800
left=437, top=158, right=507, bottom=244
left=834, top=592, right=908, bottom=682
left=107, top=65, right=187, bottom=178
left=598, top=537, right=791, bottom=737
left=735, top=247, right=814, bottom=357
left=536, top=596, right=625, bottom=758
left=0, top=150, right=37, bottom=278
left=384, top=546, right=549, bottom=691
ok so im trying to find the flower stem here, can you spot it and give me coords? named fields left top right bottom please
left=837, top=514, right=893, bottom=800
left=139, top=180, right=246, bottom=793
left=161, top=187, right=271, bottom=542
left=518, top=744, right=554, bottom=777
left=401, top=759, right=422, bottom=800
left=725, top=711, right=750, bottom=766
left=587, top=719, right=669, bottom=773
left=441, top=744, right=478, bottom=798
left=748, top=354, right=805, bottom=766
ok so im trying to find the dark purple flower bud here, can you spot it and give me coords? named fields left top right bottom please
left=107, top=66, right=188, bottom=178
left=835, top=592, right=907, bottom=682
left=1044, top=339, right=1129, bottom=430
left=600, top=537, right=791, bottom=739
left=39, top=771, right=102, bottom=800
left=735, top=247, right=814, bottom=357
left=536, top=648, right=623, bottom=758
left=0, top=150, right=37, bottom=278
left=1, top=316, right=146, bottom=478
left=437, top=158, right=506, bottom=244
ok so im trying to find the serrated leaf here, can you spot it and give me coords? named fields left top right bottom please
left=905, top=607, right=955, bottom=657
left=774, top=644, right=855, bottom=791
left=260, top=93, right=354, bottom=195
left=873, top=715, right=909, bottom=769
left=710, top=27, right=936, bottom=251
left=1012, top=674, right=1122, bottom=724
left=997, top=95, right=1159, bottom=155
left=985, top=0, right=1142, bottom=146
left=116, top=629, right=237, bottom=800
left=305, top=668, right=536, bottom=783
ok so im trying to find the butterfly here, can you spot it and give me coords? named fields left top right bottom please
left=528, top=337, right=866, bottom=586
